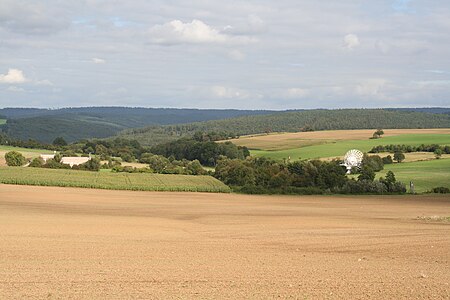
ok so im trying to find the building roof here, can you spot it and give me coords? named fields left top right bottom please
left=61, top=157, right=90, bottom=166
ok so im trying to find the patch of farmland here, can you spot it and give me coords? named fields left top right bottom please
left=0, top=167, right=230, bottom=193
left=0, top=119, right=6, bottom=125
left=228, top=128, right=450, bottom=151
left=1, top=185, right=449, bottom=299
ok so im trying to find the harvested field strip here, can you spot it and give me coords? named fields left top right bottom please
left=0, top=167, right=230, bottom=193
left=229, top=129, right=450, bottom=150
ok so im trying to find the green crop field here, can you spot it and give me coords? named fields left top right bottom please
left=379, top=159, right=450, bottom=193
left=0, top=167, right=230, bottom=193
left=251, top=134, right=450, bottom=161
left=0, top=119, right=6, bottom=125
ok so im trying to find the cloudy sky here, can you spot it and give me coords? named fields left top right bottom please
left=0, top=0, right=449, bottom=109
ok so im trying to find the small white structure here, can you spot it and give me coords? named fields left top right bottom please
left=61, top=157, right=90, bottom=167
left=40, top=151, right=56, bottom=162
left=39, top=151, right=91, bottom=167
left=341, top=149, right=364, bottom=174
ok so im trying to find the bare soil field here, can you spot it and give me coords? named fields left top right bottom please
left=0, top=185, right=449, bottom=299
left=228, top=128, right=450, bottom=150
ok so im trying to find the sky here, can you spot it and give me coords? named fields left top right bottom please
left=0, top=0, right=449, bottom=109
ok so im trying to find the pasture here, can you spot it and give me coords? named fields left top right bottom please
left=380, top=158, right=450, bottom=193
left=0, top=167, right=230, bottom=192
left=1, top=185, right=449, bottom=299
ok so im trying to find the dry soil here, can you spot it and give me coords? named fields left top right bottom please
left=0, top=185, right=449, bottom=299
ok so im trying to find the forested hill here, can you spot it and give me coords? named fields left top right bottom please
left=117, top=109, right=450, bottom=146
left=0, top=107, right=275, bottom=143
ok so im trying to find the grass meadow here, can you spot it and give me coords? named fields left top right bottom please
left=379, top=158, right=450, bottom=193
left=0, top=119, right=6, bottom=125
left=0, top=167, right=230, bottom=193
left=251, top=133, right=450, bottom=161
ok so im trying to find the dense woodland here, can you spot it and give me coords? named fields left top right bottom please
left=118, top=109, right=450, bottom=146
left=0, top=107, right=274, bottom=143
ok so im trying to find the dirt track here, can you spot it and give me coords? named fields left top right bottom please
left=1, top=185, right=449, bottom=299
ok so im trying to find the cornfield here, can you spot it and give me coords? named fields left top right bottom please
left=0, top=167, right=230, bottom=193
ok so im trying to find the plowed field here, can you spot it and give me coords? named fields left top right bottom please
left=1, top=185, right=449, bottom=299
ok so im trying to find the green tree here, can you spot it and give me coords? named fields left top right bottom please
left=214, top=158, right=256, bottom=186
left=358, top=165, right=375, bottom=182
left=29, top=157, right=44, bottom=167
left=393, top=151, right=405, bottom=163
left=186, top=160, right=206, bottom=175
left=52, top=137, right=67, bottom=146
left=147, top=155, right=170, bottom=173
left=434, top=148, right=443, bottom=159
left=385, top=170, right=396, bottom=184
left=79, top=157, right=101, bottom=171
left=95, top=144, right=110, bottom=160
left=5, top=151, right=26, bottom=166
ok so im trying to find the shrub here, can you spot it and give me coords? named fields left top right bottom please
left=78, top=158, right=101, bottom=171
left=393, top=151, right=405, bottom=163
left=29, top=157, right=44, bottom=168
left=382, top=155, right=393, bottom=164
left=434, top=149, right=443, bottom=159
left=432, top=186, right=450, bottom=194
left=5, top=151, right=26, bottom=166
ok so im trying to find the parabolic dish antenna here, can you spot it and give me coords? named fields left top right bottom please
left=342, top=149, right=364, bottom=174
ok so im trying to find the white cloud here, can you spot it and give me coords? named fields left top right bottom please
left=343, top=34, right=360, bottom=50
left=36, top=79, right=53, bottom=86
left=225, top=14, right=266, bottom=35
left=285, top=88, right=309, bottom=98
left=0, top=68, right=27, bottom=84
left=6, top=86, right=25, bottom=92
left=413, top=80, right=450, bottom=87
left=211, top=86, right=247, bottom=98
left=92, top=58, right=106, bottom=64
left=355, top=79, right=387, bottom=96
left=148, top=19, right=254, bottom=45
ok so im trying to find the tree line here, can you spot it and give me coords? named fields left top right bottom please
left=214, top=156, right=405, bottom=195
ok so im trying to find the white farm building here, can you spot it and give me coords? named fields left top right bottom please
left=39, top=153, right=91, bottom=167
left=61, top=157, right=90, bottom=167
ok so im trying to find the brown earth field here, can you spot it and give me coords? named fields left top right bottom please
left=0, top=185, right=449, bottom=299
left=226, top=128, right=450, bottom=150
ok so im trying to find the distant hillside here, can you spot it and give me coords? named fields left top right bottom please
left=387, top=107, right=450, bottom=114
left=0, top=107, right=275, bottom=143
left=117, top=109, right=450, bottom=146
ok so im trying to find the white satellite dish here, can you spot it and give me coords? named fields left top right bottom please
left=342, top=149, right=364, bottom=174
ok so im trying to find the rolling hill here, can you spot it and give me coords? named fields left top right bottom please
left=0, top=107, right=276, bottom=143
left=118, top=109, right=450, bottom=146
